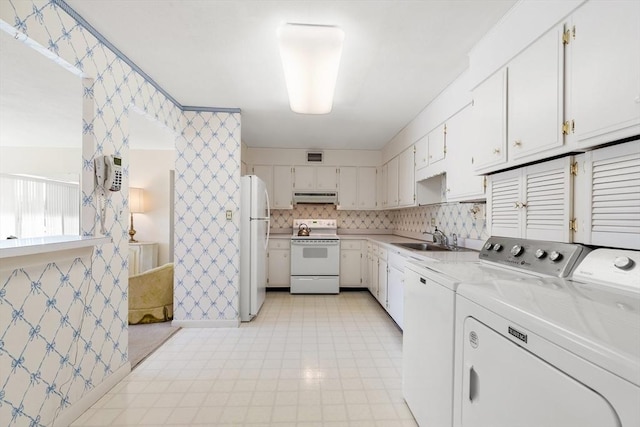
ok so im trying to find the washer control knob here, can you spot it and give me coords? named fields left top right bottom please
left=614, top=256, right=634, bottom=270
left=493, top=243, right=503, bottom=252
left=484, top=242, right=493, bottom=251
left=535, top=249, right=547, bottom=259
left=510, top=245, right=524, bottom=257
left=549, top=251, right=562, bottom=262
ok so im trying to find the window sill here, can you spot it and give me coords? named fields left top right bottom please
left=0, top=235, right=111, bottom=259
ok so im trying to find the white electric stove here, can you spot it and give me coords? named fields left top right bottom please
left=290, top=219, right=340, bottom=294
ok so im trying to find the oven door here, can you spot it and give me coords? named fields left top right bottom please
left=290, top=239, right=340, bottom=276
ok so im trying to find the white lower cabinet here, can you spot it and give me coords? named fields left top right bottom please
left=267, top=239, right=290, bottom=287
left=367, top=242, right=379, bottom=296
left=377, top=249, right=388, bottom=308
left=573, top=141, right=640, bottom=250
left=340, top=240, right=366, bottom=287
left=387, top=250, right=406, bottom=330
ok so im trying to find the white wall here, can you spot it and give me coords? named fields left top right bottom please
left=0, top=146, right=81, bottom=177
left=129, top=149, right=175, bottom=266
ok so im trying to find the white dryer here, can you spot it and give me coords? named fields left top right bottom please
left=453, top=248, right=640, bottom=427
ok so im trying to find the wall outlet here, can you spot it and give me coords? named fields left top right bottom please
left=430, top=217, right=436, bottom=226
left=226, top=210, right=232, bottom=221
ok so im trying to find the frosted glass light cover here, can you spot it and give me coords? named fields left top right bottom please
left=277, top=23, right=344, bottom=114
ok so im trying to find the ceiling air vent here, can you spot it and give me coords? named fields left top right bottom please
left=307, top=151, right=323, bottom=163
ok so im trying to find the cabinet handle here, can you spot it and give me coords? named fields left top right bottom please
left=493, top=148, right=500, bottom=154
left=513, top=140, right=522, bottom=147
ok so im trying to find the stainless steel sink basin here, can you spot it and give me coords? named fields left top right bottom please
left=392, top=242, right=469, bottom=252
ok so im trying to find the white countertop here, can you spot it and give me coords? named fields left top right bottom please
left=0, top=235, right=111, bottom=259
left=269, top=232, right=481, bottom=262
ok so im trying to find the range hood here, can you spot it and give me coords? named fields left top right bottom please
left=292, top=191, right=338, bottom=204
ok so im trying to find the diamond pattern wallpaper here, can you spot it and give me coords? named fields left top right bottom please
left=270, top=206, right=394, bottom=231
left=174, top=112, right=241, bottom=323
left=1, top=1, right=183, bottom=425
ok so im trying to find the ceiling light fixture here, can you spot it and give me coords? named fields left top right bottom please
left=277, top=23, right=344, bottom=115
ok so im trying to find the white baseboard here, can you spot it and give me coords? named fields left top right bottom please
left=53, top=362, right=131, bottom=427
left=172, top=319, right=240, bottom=328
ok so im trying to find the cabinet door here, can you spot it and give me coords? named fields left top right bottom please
left=387, top=265, right=404, bottom=329
left=446, top=106, right=486, bottom=201
left=415, top=134, right=428, bottom=170
left=574, top=141, right=640, bottom=250
left=272, top=166, right=293, bottom=209
left=398, top=147, right=416, bottom=207
left=522, top=157, right=572, bottom=242
left=377, top=258, right=388, bottom=308
left=316, top=166, right=337, bottom=190
left=370, top=254, right=379, bottom=298
left=361, top=246, right=368, bottom=287
left=293, top=166, right=315, bottom=190
left=340, top=249, right=361, bottom=287
left=428, top=123, right=446, bottom=165
left=338, top=167, right=358, bottom=209
left=567, top=0, right=640, bottom=148
left=357, top=167, right=377, bottom=209
left=267, top=249, right=290, bottom=287
left=252, top=164, right=273, bottom=205
left=487, top=168, right=522, bottom=238
left=472, top=69, right=507, bottom=172
left=381, top=164, right=388, bottom=208
left=508, top=26, right=564, bottom=162
left=387, top=157, right=399, bottom=208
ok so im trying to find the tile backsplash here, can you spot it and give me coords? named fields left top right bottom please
left=270, top=202, right=488, bottom=241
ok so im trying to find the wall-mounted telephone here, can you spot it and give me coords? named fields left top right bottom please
left=94, top=155, right=122, bottom=197
left=94, top=154, right=122, bottom=235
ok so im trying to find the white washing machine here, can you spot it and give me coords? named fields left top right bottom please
left=453, top=248, right=640, bottom=427
left=403, top=237, right=590, bottom=427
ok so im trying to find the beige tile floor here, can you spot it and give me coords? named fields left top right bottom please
left=72, top=291, right=418, bottom=426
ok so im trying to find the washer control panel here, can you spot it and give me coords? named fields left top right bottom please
left=573, top=248, right=640, bottom=290
left=479, top=236, right=591, bottom=277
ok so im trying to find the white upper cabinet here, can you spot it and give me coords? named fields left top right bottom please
left=337, top=166, right=358, bottom=209
left=251, top=164, right=273, bottom=205
left=415, top=134, right=428, bottom=171
left=293, top=165, right=337, bottom=191
left=337, top=166, right=378, bottom=210
left=488, top=156, right=573, bottom=242
left=316, top=166, right=338, bottom=190
left=415, top=124, right=447, bottom=182
left=272, top=165, right=293, bottom=209
left=472, top=68, right=508, bottom=172
left=445, top=105, right=486, bottom=201
left=508, top=25, right=564, bottom=163
left=573, top=141, right=640, bottom=250
left=566, top=0, right=640, bottom=148
left=398, top=146, right=416, bottom=207
left=386, top=157, right=399, bottom=208
left=428, top=124, right=446, bottom=166
left=357, top=167, right=378, bottom=209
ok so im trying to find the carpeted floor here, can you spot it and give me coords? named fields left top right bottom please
left=128, top=322, right=181, bottom=368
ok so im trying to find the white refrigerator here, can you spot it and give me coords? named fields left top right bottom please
left=240, top=175, right=270, bottom=321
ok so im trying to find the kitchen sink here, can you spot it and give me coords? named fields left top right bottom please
left=392, top=242, right=468, bottom=252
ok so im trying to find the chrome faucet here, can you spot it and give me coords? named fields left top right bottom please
left=433, top=227, right=448, bottom=246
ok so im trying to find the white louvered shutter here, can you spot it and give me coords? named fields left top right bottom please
left=575, top=141, right=640, bottom=249
left=523, top=157, right=572, bottom=242
left=488, top=168, right=522, bottom=237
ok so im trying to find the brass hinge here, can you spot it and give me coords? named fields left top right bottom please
left=562, top=28, right=571, bottom=45
left=443, top=143, right=447, bottom=155
left=570, top=161, right=579, bottom=176
left=569, top=218, right=577, bottom=232
left=471, top=99, right=475, bottom=107
left=266, top=278, right=269, bottom=284
left=562, top=120, right=575, bottom=135
left=444, top=124, right=447, bottom=135
left=483, top=176, right=488, bottom=191
left=413, top=145, right=416, bottom=154
left=252, top=167, right=255, bottom=173
left=413, top=194, right=416, bottom=201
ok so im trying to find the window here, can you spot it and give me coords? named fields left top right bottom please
left=0, top=174, right=79, bottom=239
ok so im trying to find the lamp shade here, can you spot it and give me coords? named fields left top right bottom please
left=277, top=23, right=344, bottom=114
left=129, top=187, right=145, bottom=213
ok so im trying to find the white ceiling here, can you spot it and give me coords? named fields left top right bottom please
left=17, top=1, right=515, bottom=151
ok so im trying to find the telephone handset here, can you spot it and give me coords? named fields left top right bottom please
left=94, top=155, right=122, bottom=235
left=94, top=155, right=122, bottom=197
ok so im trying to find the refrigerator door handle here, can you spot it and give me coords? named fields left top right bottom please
left=264, top=187, right=271, bottom=250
